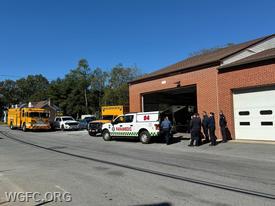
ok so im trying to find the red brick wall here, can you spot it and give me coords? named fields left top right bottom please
left=129, top=66, right=221, bottom=135
left=218, top=62, right=275, bottom=139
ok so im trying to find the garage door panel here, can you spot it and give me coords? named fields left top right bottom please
left=233, top=89, right=275, bottom=141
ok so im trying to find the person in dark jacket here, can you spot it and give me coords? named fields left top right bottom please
left=161, top=116, right=172, bottom=145
left=219, top=111, right=227, bottom=143
left=188, top=113, right=201, bottom=146
left=202, top=111, right=210, bottom=143
left=208, top=112, right=216, bottom=146
left=189, top=114, right=195, bottom=144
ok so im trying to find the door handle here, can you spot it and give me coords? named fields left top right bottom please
left=130, top=125, right=133, bottom=127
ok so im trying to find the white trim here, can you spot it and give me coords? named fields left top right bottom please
left=222, top=37, right=275, bottom=65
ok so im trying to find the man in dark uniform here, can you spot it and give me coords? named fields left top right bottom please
left=188, top=113, right=201, bottom=146
left=161, top=116, right=172, bottom=145
left=219, top=111, right=227, bottom=143
left=202, top=111, right=210, bottom=143
left=208, top=112, right=216, bottom=146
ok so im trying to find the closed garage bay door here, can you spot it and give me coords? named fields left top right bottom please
left=233, top=87, right=275, bottom=141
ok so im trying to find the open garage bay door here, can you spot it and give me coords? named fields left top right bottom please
left=142, top=85, right=197, bottom=132
left=233, top=86, right=275, bottom=141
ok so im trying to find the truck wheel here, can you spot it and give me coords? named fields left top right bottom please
left=61, top=125, right=65, bottom=131
left=89, top=131, right=96, bottom=136
left=102, top=130, right=112, bottom=141
left=10, top=122, right=14, bottom=130
left=22, top=123, right=27, bottom=132
left=139, top=130, right=151, bottom=144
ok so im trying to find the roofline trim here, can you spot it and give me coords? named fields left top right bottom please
left=218, top=55, right=275, bottom=70
left=220, top=34, right=275, bottom=61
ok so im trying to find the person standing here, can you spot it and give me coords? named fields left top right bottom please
left=219, top=111, right=227, bottom=143
left=202, top=111, right=210, bottom=143
left=189, top=115, right=195, bottom=145
left=161, top=116, right=172, bottom=145
left=188, top=113, right=201, bottom=146
left=208, top=112, right=216, bottom=146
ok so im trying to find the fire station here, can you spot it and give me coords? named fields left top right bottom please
left=129, top=34, right=275, bottom=141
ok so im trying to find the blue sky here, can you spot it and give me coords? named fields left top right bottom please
left=0, top=0, right=274, bottom=80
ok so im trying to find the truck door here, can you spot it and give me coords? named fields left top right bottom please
left=122, top=115, right=135, bottom=137
left=111, top=115, right=134, bottom=137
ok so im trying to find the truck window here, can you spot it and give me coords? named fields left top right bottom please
left=125, top=115, right=134, bottom=123
left=113, top=116, right=125, bottom=124
left=29, top=112, right=41, bottom=118
left=40, top=113, right=49, bottom=118
left=29, top=112, right=49, bottom=118
left=102, top=115, right=114, bottom=121
left=62, top=117, right=74, bottom=121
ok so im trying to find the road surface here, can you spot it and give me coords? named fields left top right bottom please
left=0, top=125, right=275, bottom=206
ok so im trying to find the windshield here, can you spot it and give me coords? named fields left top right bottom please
left=29, top=112, right=49, bottom=118
left=84, top=117, right=96, bottom=122
left=102, top=115, right=114, bottom=120
left=62, top=117, right=74, bottom=121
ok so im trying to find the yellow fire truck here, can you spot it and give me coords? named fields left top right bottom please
left=8, top=107, right=51, bottom=131
left=88, top=105, right=128, bottom=136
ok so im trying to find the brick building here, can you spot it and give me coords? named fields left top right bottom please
left=129, top=34, right=275, bottom=141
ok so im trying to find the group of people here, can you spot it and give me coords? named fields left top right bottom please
left=189, top=111, right=228, bottom=146
left=160, top=111, right=228, bottom=146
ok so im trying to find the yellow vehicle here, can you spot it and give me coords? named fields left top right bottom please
left=88, top=105, right=128, bottom=136
left=8, top=107, right=51, bottom=131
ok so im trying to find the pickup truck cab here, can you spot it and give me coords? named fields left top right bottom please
left=101, top=111, right=160, bottom=144
left=53, top=116, right=79, bottom=131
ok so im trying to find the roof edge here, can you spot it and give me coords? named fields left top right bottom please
left=220, top=34, right=275, bottom=61
left=129, top=61, right=220, bottom=85
left=218, top=55, right=275, bottom=70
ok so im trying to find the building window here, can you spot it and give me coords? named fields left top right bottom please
left=261, top=122, right=273, bottom=126
left=240, top=122, right=250, bottom=126
left=239, top=111, right=250, bottom=116
left=260, top=110, right=273, bottom=115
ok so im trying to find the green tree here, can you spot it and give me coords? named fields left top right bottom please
left=102, top=64, right=140, bottom=106
left=0, top=80, right=19, bottom=110
left=90, top=67, right=108, bottom=112
left=50, top=59, right=93, bottom=118
left=16, top=74, right=49, bottom=102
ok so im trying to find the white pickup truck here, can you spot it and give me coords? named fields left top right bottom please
left=101, top=111, right=160, bottom=144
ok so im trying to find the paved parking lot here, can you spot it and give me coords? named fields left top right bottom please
left=0, top=125, right=275, bottom=206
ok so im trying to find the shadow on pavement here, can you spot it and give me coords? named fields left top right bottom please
left=132, top=202, right=172, bottom=206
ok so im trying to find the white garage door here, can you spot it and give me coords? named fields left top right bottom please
left=233, top=88, right=275, bottom=141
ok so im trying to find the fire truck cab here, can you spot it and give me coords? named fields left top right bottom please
left=8, top=107, right=51, bottom=131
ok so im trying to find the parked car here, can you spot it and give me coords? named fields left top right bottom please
left=53, top=116, right=79, bottom=131
left=79, top=116, right=96, bottom=130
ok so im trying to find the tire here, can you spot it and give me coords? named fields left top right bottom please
left=139, top=130, right=151, bottom=144
left=102, top=130, right=112, bottom=141
left=10, top=122, right=14, bottom=130
left=89, top=131, right=96, bottom=137
left=61, top=125, right=65, bottom=131
left=22, top=123, right=27, bottom=132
